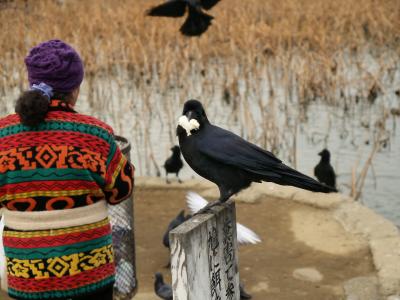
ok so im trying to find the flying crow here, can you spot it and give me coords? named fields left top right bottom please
left=147, top=0, right=220, bottom=36
left=154, top=272, right=173, bottom=300
left=314, top=149, right=336, bottom=189
left=177, top=100, right=337, bottom=209
left=164, top=145, right=184, bottom=183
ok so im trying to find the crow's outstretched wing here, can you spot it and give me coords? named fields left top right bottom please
left=198, top=126, right=282, bottom=178
left=201, top=0, right=221, bottom=10
left=180, top=6, right=213, bottom=36
left=147, top=1, right=186, bottom=17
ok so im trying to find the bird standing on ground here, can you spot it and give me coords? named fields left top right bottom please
left=164, top=145, right=184, bottom=183
left=177, top=100, right=337, bottom=210
left=240, top=283, right=253, bottom=299
left=154, top=272, right=173, bottom=300
left=314, top=149, right=336, bottom=189
left=147, top=0, right=221, bottom=36
left=162, top=209, right=190, bottom=267
left=162, top=209, right=189, bottom=249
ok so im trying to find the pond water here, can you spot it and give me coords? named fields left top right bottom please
left=1, top=53, right=399, bottom=226
left=105, top=91, right=400, bottom=226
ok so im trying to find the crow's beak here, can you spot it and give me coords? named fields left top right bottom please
left=185, top=110, right=194, bottom=120
left=318, top=151, right=322, bottom=156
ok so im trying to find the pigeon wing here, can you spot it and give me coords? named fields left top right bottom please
left=186, top=191, right=208, bottom=214
left=236, top=223, right=261, bottom=245
left=186, top=192, right=261, bottom=245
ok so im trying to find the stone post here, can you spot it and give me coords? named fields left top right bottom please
left=170, top=200, right=240, bottom=300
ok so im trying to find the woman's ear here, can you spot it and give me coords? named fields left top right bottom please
left=70, top=86, right=81, bottom=107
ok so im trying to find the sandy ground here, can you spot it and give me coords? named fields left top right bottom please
left=1, top=186, right=375, bottom=300
left=133, top=187, right=374, bottom=300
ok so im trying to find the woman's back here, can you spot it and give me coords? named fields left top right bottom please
left=0, top=99, right=131, bottom=212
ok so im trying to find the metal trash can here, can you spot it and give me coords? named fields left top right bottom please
left=109, top=135, right=137, bottom=299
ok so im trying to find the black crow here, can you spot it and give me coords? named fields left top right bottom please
left=146, top=0, right=220, bottom=36
left=164, top=145, right=184, bottom=183
left=177, top=100, right=337, bottom=209
left=154, top=272, right=173, bottom=300
left=314, top=149, right=336, bottom=189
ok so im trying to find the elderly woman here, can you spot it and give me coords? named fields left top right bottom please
left=0, top=40, right=134, bottom=300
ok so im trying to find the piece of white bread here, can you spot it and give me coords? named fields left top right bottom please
left=186, top=192, right=261, bottom=245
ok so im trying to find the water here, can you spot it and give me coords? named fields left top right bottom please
left=1, top=53, right=399, bottom=226
left=297, top=102, right=400, bottom=226
left=74, top=56, right=400, bottom=226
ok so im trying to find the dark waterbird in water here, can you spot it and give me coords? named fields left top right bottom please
left=154, top=272, right=173, bottom=300
left=177, top=100, right=337, bottom=211
left=314, top=149, right=336, bottom=189
left=164, top=145, right=184, bottom=183
left=146, top=0, right=221, bottom=36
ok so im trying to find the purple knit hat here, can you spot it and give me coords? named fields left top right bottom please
left=25, top=39, right=84, bottom=93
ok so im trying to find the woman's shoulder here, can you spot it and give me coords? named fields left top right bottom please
left=0, top=113, right=20, bottom=130
left=47, top=111, right=115, bottom=135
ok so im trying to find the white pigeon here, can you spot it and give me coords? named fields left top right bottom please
left=186, top=192, right=261, bottom=245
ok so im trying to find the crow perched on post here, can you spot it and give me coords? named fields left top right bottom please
left=146, top=0, right=221, bottom=36
left=314, top=149, right=337, bottom=189
left=154, top=272, right=173, bottom=300
left=177, top=100, right=337, bottom=209
left=164, top=145, right=184, bottom=183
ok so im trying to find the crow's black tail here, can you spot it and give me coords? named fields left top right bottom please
left=147, top=1, right=186, bottom=17
left=271, top=164, right=337, bottom=193
left=180, top=6, right=213, bottom=36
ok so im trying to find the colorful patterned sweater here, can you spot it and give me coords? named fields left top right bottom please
left=0, top=99, right=134, bottom=299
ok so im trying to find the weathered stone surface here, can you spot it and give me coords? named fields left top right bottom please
left=290, top=208, right=368, bottom=255
left=370, top=237, right=400, bottom=296
left=291, top=189, right=346, bottom=209
left=343, top=276, right=379, bottom=300
left=170, top=200, right=240, bottom=300
left=250, top=281, right=269, bottom=293
left=292, top=267, right=324, bottom=282
left=135, top=176, right=215, bottom=190
left=334, top=202, right=399, bottom=240
left=387, top=295, right=400, bottom=300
